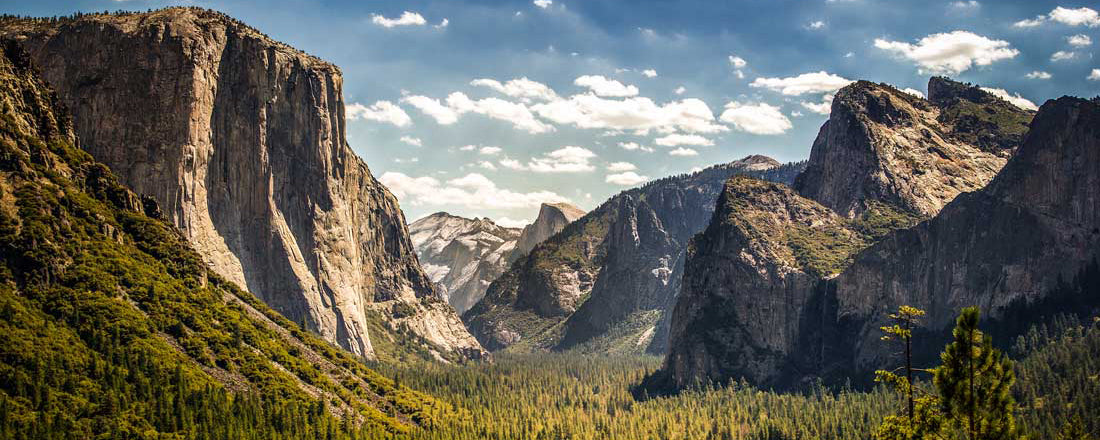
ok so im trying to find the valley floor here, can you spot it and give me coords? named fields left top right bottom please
left=374, top=314, right=1099, bottom=440
left=376, top=353, right=894, bottom=440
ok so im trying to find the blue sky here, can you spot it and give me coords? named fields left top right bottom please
left=3, top=0, right=1099, bottom=226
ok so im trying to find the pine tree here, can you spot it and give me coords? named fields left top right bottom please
left=878, top=305, right=926, bottom=419
left=934, top=307, right=1017, bottom=440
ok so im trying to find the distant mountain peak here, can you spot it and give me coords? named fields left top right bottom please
left=510, top=202, right=587, bottom=262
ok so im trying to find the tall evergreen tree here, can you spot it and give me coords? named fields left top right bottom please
left=878, top=305, right=926, bottom=419
left=934, top=307, right=1017, bottom=440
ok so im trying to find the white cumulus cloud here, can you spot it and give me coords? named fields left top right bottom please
left=874, top=31, right=1018, bottom=75
left=980, top=87, right=1039, bottom=111
left=1088, top=69, right=1100, bottom=80
left=950, top=1, right=980, bottom=10
left=642, top=69, right=658, bottom=78
left=668, top=147, right=698, bottom=156
left=479, top=146, right=503, bottom=155
left=531, top=95, right=727, bottom=134
left=605, top=171, right=649, bottom=186
left=446, top=92, right=554, bottom=133
left=402, top=95, right=460, bottom=124
left=470, top=77, right=559, bottom=102
left=800, top=94, right=835, bottom=115
left=399, top=135, right=422, bottom=146
left=606, top=161, right=637, bottom=172
left=1068, top=34, right=1093, bottom=47
left=380, top=172, right=569, bottom=210
left=574, top=75, right=640, bottom=97
left=371, top=11, right=427, bottom=28
left=655, top=133, right=714, bottom=147
left=1016, top=7, right=1100, bottom=28
left=346, top=100, right=412, bottom=127
left=1051, top=50, right=1077, bottom=61
left=533, top=0, right=553, bottom=9
left=1026, top=71, right=1053, bottom=79
left=750, top=71, right=853, bottom=96
left=618, top=142, right=655, bottom=152
left=503, top=146, right=597, bottom=173
left=719, top=102, right=793, bottom=135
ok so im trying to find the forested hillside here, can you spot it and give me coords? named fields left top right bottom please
left=0, top=41, right=444, bottom=439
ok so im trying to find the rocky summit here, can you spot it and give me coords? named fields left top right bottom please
left=659, top=80, right=1096, bottom=391
left=463, top=156, right=806, bottom=354
left=508, top=203, right=587, bottom=262
left=794, top=78, right=1032, bottom=219
left=0, top=8, right=485, bottom=362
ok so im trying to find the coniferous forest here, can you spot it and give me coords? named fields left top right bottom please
left=0, top=5, right=1098, bottom=440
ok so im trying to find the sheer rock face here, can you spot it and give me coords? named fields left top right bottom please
left=1, top=9, right=485, bottom=360
left=660, top=78, right=1043, bottom=389
left=508, top=203, right=586, bottom=262
left=794, top=79, right=1032, bottom=219
left=410, top=213, right=522, bottom=314
left=464, top=156, right=806, bottom=354
left=664, top=177, right=854, bottom=388
left=661, top=94, right=1099, bottom=390
left=836, top=96, right=1100, bottom=370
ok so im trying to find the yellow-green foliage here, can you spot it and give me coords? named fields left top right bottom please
left=380, top=353, right=898, bottom=440
left=0, top=45, right=443, bottom=439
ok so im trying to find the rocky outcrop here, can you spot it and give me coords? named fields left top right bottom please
left=0, top=41, right=438, bottom=432
left=794, top=78, right=1032, bottom=218
left=508, top=203, right=585, bottom=262
left=663, top=177, right=860, bottom=388
left=464, top=156, right=806, bottom=353
left=835, top=96, right=1100, bottom=371
left=410, top=213, right=521, bottom=314
left=0, top=8, right=485, bottom=361
left=659, top=85, right=1097, bottom=390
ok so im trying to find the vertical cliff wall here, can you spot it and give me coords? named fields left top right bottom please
left=0, top=8, right=484, bottom=360
left=659, top=78, right=1044, bottom=390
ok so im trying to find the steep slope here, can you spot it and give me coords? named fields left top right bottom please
left=0, top=41, right=443, bottom=438
left=794, top=78, right=1032, bottom=218
left=0, top=8, right=484, bottom=361
left=659, top=78, right=1038, bottom=390
left=463, top=156, right=806, bottom=354
left=507, top=202, right=586, bottom=262
left=835, top=95, right=1100, bottom=371
left=409, top=213, right=521, bottom=314
left=663, top=177, right=865, bottom=389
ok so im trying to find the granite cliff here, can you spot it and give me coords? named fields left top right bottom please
left=835, top=95, right=1100, bottom=371
left=794, top=78, right=1032, bottom=218
left=660, top=78, right=1044, bottom=389
left=508, top=202, right=586, bottom=262
left=0, top=8, right=485, bottom=361
left=463, top=156, right=806, bottom=353
left=0, top=41, right=441, bottom=435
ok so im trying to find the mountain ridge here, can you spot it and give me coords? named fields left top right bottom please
left=463, top=155, right=806, bottom=354
left=657, top=78, right=1095, bottom=391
